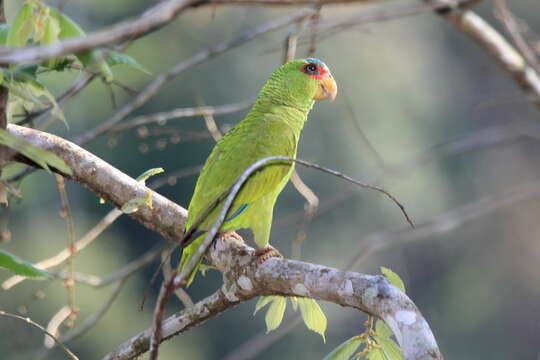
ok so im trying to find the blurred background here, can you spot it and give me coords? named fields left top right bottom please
left=1, top=0, right=540, bottom=359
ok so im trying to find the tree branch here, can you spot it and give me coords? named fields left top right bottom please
left=6, top=124, right=186, bottom=241
left=72, top=9, right=315, bottom=145
left=427, top=0, right=540, bottom=108
left=0, top=0, right=195, bottom=65
left=103, top=236, right=442, bottom=360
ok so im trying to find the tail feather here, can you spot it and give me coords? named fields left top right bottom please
left=179, top=232, right=206, bottom=286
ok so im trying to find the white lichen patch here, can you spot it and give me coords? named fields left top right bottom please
left=222, top=283, right=240, bottom=302
left=238, top=255, right=251, bottom=266
left=395, top=310, right=417, bottom=326
left=293, top=283, right=310, bottom=296
left=237, top=275, right=253, bottom=291
left=363, top=286, right=379, bottom=301
left=338, top=279, right=353, bottom=297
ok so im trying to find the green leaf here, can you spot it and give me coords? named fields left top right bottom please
left=49, top=7, right=113, bottom=82
left=380, top=267, right=405, bottom=292
left=297, top=298, right=327, bottom=341
left=94, top=51, right=114, bottom=83
left=4, top=73, right=66, bottom=127
left=254, top=296, right=287, bottom=332
left=16, top=64, right=39, bottom=78
left=0, top=249, right=49, bottom=278
left=253, top=295, right=275, bottom=315
left=50, top=7, right=85, bottom=38
left=106, top=51, right=151, bottom=75
left=121, top=199, right=144, bottom=214
left=40, top=15, right=61, bottom=69
left=0, top=24, right=10, bottom=45
left=136, top=167, right=164, bottom=183
left=7, top=3, right=34, bottom=48
left=0, top=128, right=72, bottom=175
left=264, top=296, right=286, bottom=332
left=375, top=320, right=393, bottom=339
left=366, top=348, right=386, bottom=360
left=323, top=336, right=364, bottom=360
left=121, top=191, right=152, bottom=214
left=374, top=335, right=404, bottom=360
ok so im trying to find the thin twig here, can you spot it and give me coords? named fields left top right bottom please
left=346, top=180, right=540, bottom=270
left=111, top=101, right=252, bottom=133
left=60, top=278, right=127, bottom=343
left=493, top=0, right=540, bottom=76
left=196, top=94, right=224, bottom=142
left=291, top=157, right=415, bottom=228
left=161, top=251, right=194, bottom=307
left=44, top=306, right=72, bottom=349
left=147, top=165, right=202, bottom=189
left=341, top=89, right=387, bottom=170
left=306, top=6, right=322, bottom=57
left=54, top=175, right=78, bottom=324
left=16, top=73, right=96, bottom=126
left=2, top=209, right=123, bottom=290
left=0, top=0, right=195, bottom=65
left=53, top=245, right=165, bottom=288
left=290, top=170, right=319, bottom=259
left=73, top=9, right=316, bottom=145
left=427, top=0, right=540, bottom=108
left=28, top=279, right=130, bottom=360
left=0, top=311, right=79, bottom=360
left=149, top=271, right=176, bottom=360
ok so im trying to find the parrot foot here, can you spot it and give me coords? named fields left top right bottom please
left=254, top=246, right=283, bottom=264
left=217, top=231, right=244, bottom=243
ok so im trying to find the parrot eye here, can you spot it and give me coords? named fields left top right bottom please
left=304, top=63, right=318, bottom=75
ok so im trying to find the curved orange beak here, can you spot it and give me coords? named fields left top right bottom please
left=314, top=72, right=337, bottom=101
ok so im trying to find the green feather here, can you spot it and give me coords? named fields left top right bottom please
left=180, top=59, right=324, bottom=285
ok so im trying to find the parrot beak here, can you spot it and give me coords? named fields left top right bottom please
left=314, top=73, right=337, bottom=101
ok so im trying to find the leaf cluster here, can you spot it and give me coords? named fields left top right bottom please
left=323, top=267, right=406, bottom=360
left=254, top=295, right=327, bottom=340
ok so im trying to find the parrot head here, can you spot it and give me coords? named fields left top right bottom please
left=258, top=58, right=337, bottom=110
left=300, top=58, right=337, bottom=101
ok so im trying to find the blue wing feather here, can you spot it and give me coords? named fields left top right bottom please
left=226, top=203, right=249, bottom=222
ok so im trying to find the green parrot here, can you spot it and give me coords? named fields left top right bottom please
left=180, top=58, right=337, bottom=285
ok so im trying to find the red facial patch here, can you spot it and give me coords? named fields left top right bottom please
left=310, top=66, right=328, bottom=80
left=300, top=63, right=328, bottom=80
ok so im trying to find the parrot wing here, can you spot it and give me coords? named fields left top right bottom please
left=185, top=113, right=298, bottom=234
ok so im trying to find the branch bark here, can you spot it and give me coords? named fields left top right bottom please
left=7, top=124, right=186, bottom=241
left=103, top=236, right=442, bottom=360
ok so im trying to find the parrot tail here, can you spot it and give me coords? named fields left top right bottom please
left=178, top=231, right=206, bottom=287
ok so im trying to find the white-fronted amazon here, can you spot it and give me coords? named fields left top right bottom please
left=180, top=58, right=337, bottom=284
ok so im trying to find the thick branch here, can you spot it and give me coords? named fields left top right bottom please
left=0, top=0, right=477, bottom=67
left=428, top=0, right=540, bottom=108
left=6, top=124, right=186, bottom=241
left=0, top=0, right=375, bottom=66
left=104, top=237, right=442, bottom=360
left=0, top=0, right=195, bottom=65
left=103, top=288, right=239, bottom=360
